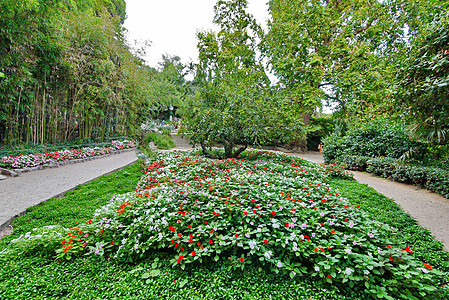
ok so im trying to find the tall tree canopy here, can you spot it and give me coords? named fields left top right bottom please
left=0, top=0, right=154, bottom=145
left=264, top=0, right=447, bottom=121
left=396, top=10, right=449, bottom=144
left=182, top=0, right=303, bottom=158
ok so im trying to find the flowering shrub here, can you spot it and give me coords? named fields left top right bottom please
left=0, top=140, right=135, bottom=169
left=2, top=149, right=443, bottom=298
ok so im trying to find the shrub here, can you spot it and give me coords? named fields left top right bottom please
left=323, top=120, right=425, bottom=163
left=141, top=132, right=176, bottom=150
left=424, top=168, right=449, bottom=198
left=366, top=157, right=399, bottom=177
left=340, top=155, right=370, bottom=171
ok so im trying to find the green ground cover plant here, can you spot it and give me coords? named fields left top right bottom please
left=0, top=151, right=448, bottom=299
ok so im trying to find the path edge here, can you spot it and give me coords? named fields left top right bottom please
left=0, top=159, right=138, bottom=237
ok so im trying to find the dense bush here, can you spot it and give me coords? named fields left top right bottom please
left=141, top=131, right=176, bottom=151
left=366, top=157, right=399, bottom=177
left=323, top=120, right=425, bottom=162
left=332, top=155, right=449, bottom=199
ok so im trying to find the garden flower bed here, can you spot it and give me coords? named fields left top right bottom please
left=2, top=149, right=446, bottom=299
left=0, top=140, right=135, bottom=171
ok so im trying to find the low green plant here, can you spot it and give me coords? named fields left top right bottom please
left=323, top=119, right=425, bottom=163
left=366, top=157, right=399, bottom=177
left=140, top=132, right=176, bottom=150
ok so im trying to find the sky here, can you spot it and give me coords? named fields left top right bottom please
left=123, top=0, right=270, bottom=69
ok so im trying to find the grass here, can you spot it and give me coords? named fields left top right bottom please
left=0, top=160, right=448, bottom=299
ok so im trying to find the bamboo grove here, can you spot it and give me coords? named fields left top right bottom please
left=0, top=0, right=158, bottom=145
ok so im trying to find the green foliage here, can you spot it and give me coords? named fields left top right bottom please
left=320, top=164, right=354, bottom=179
left=264, top=0, right=398, bottom=119
left=366, top=157, right=399, bottom=177
left=142, top=132, right=176, bottom=150
left=396, top=10, right=449, bottom=145
left=307, top=117, right=335, bottom=151
left=322, top=120, right=425, bottom=162
left=0, top=0, right=153, bottom=146
left=183, top=0, right=303, bottom=158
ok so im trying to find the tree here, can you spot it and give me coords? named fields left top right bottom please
left=0, top=0, right=151, bottom=145
left=396, top=10, right=449, bottom=144
left=264, top=0, right=446, bottom=122
left=182, top=0, right=303, bottom=158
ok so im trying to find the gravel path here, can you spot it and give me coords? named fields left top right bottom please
left=0, top=150, right=137, bottom=237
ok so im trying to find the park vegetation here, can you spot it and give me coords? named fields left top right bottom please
left=1, top=0, right=449, bottom=299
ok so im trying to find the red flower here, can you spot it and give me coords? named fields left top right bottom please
left=314, top=248, right=318, bottom=253
left=235, top=234, right=238, bottom=238
left=209, top=240, right=213, bottom=244
left=189, top=239, right=193, bottom=243
left=205, top=221, right=208, bottom=224
left=285, top=223, right=289, bottom=228
left=423, top=263, right=432, bottom=270
left=330, top=230, right=335, bottom=234
left=192, top=251, right=196, bottom=257
left=240, top=257, right=244, bottom=262
left=244, top=212, right=248, bottom=215
left=327, top=274, right=332, bottom=279
left=187, top=225, right=192, bottom=229
left=386, top=245, right=391, bottom=249
left=272, top=212, right=276, bottom=216
left=61, top=240, right=66, bottom=245
left=389, top=256, right=393, bottom=261
left=264, top=239, right=268, bottom=244
left=111, top=240, right=115, bottom=245
left=253, top=210, right=257, bottom=213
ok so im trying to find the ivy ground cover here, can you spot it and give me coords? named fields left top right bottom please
left=0, top=140, right=135, bottom=169
left=1, top=150, right=448, bottom=299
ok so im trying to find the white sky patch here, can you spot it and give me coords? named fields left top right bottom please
left=123, top=0, right=270, bottom=68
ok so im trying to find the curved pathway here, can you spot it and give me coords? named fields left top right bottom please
left=0, top=150, right=137, bottom=237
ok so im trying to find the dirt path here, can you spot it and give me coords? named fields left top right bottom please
left=0, top=150, right=137, bottom=237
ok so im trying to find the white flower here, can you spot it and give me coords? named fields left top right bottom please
left=417, top=268, right=429, bottom=274
left=264, top=251, right=272, bottom=259
left=248, top=240, right=257, bottom=249
left=344, top=248, right=352, bottom=254
left=245, top=233, right=250, bottom=238
left=314, top=266, right=320, bottom=272
left=277, top=262, right=283, bottom=268
left=345, top=268, right=353, bottom=276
